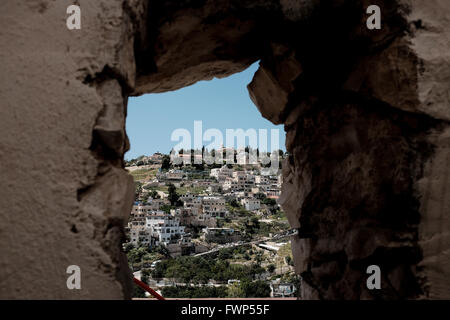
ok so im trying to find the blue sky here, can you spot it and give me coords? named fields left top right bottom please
left=125, top=62, right=286, bottom=160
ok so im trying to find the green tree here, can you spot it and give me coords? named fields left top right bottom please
left=254, top=253, right=263, bottom=267
left=285, top=255, right=293, bottom=266
left=149, top=190, right=160, bottom=199
left=244, top=216, right=260, bottom=236
left=167, top=183, right=181, bottom=206
left=133, top=285, right=146, bottom=298
left=190, top=149, right=195, bottom=165
left=218, top=249, right=232, bottom=260
left=160, top=204, right=173, bottom=214
left=240, top=279, right=271, bottom=298
left=123, top=242, right=134, bottom=253
left=135, top=181, right=143, bottom=197
left=263, top=198, right=276, bottom=206
left=127, top=246, right=150, bottom=265
left=227, top=282, right=244, bottom=298
left=228, top=199, right=240, bottom=208
left=161, top=155, right=171, bottom=170
left=255, top=192, right=266, bottom=201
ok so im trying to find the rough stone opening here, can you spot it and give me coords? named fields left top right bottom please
left=123, top=63, right=294, bottom=298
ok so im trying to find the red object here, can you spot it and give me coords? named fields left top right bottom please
left=133, top=277, right=165, bottom=300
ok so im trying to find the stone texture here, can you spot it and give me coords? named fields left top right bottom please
left=248, top=47, right=302, bottom=124
left=0, top=0, right=142, bottom=299
left=407, top=0, right=450, bottom=121
left=416, top=126, right=450, bottom=299
left=132, top=0, right=271, bottom=95
left=0, top=0, right=449, bottom=299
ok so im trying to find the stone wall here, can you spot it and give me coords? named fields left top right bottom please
left=0, top=0, right=448, bottom=299
left=0, top=0, right=140, bottom=299
left=277, top=0, right=450, bottom=299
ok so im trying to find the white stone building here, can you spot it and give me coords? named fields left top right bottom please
left=210, top=165, right=233, bottom=181
left=146, top=214, right=185, bottom=245
left=241, top=198, right=261, bottom=211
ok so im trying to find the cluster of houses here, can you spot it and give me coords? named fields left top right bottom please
left=210, top=165, right=282, bottom=198
left=202, top=227, right=241, bottom=244
left=124, top=151, right=300, bottom=297
left=126, top=194, right=236, bottom=254
left=127, top=201, right=191, bottom=248
left=129, top=153, right=164, bottom=165
left=176, top=195, right=228, bottom=228
left=126, top=157, right=283, bottom=256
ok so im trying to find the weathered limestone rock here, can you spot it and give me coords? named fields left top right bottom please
left=248, top=48, right=302, bottom=124
left=416, top=126, right=450, bottom=299
left=132, top=0, right=268, bottom=95
left=0, top=0, right=142, bottom=299
left=407, top=0, right=450, bottom=121
left=94, top=80, right=128, bottom=155
left=0, top=0, right=449, bottom=299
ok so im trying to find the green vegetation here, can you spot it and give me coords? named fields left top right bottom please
left=125, top=155, right=146, bottom=167
left=167, top=183, right=183, bottom=207
left=243, top=216, right=260, bottom=240
left=130, top=245, right=280, bottom=298
left=129, top=168, right=158, bottom=181
left=228, top=199, right=240, bottom=208
left=145, top=186, right=168, bottom=193
left=129, top=242, right=292, bottom=298
left=126, top=245, right=165, bottom=271
left=226, top=279, right=271, bottom=298
left=162, top=286, right=228, bottom=298
left=239, top=279, right=271, bottom=298
left=256, top=221, right=288, bottom=236
left=176, top=186, right=206, bottom=195
left=148, top=190, right=160, bottom=199
left=161, top=279, right=270, bottom=298
left=274, top=242, right=294, bottom=266
left=151, top=254, right=265, bottom=283
left=160, top=204, right=174, bottom=214
left=262, top=198, right=277, bottom=206
left=269, top=209, right=288, bottom=221
left=134, top=181, right=142, bottom=199
left=133, top=285, right=147, bottom=298
left=186, top=224, right=203, bottom=239
left=161, top=155, right=171, bottom=170
left=226, top=201, right=251, bottom=218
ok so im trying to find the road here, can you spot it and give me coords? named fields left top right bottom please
left=193, top=229, right=298, bottom=257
